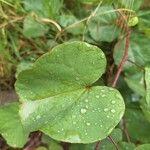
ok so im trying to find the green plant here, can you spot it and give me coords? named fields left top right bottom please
left=0, top=0, right=150, bottom=149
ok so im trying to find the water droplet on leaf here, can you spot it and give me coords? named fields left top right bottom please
left=81, top=108, right=87, bottom=114
left=86, top=122, right=91, bottom=126
left=111, top=109, right=116, bottom=113
left=104, top=108, right=109, bottom=112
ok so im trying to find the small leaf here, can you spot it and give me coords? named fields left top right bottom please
left=0, top=102, right=28, bottom=147
left=23, top=15, right=49, bottom=38
left=16, top=41, right=125, bottom=143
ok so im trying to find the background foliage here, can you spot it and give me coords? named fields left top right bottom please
left=0, top=0, right=150, bottom=150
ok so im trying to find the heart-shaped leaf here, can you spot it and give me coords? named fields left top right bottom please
left=0, top=102, right=28, bottom=147
left=16, top=41, right=125, bottom=143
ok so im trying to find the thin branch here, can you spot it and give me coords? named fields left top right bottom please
left=108, top=136, right=119, bottom=150
left=127, top=59, right=145, bottom=71
left=39, top=18, right=62, bottom=32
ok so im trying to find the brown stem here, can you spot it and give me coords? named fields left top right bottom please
left=108, top=136, right=119, bottom=150
left=95, top=141, right=101, bottom=150
left=24, top=131, right=42, bottom=150
left=112, top=29, right=131, bottom=87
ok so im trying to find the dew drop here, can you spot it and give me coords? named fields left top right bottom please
left=86, top=122, right=91, bottom=126
left=104, top=108, right=109, bottom=112
left=73, top=121, right=76, bottom=125
left=85, top=99, right=88, bottom=103
left=111, top=109, right=116, bottom=113
left=107, top=115, right=110, bottom=118
left=111, top=100, right=116, bottom=104
left=85, top=43, right=91, bottom=47
left=100, top=125, right=103, bottom=127
left=102, top=94, right=106, bottom=97
left=81, top=108, right=87, bottom=114
left=101, top=53, right=105, bottom=58
left=116, top=94, right=121, bottom=99
left=75, top=77, right=80, bottom=81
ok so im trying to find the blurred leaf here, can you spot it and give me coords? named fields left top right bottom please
left=0, top=102, right=28, bottom=148
left=23, top=15, right=49, bottom=38
left=141, top=67, right=150, bottom=122
left=23, top=0, right=63, bottom=18
left=135, top=144, right=150, bottom=150
left=88, top=6, right=121, bottom=42
left=125, top=108, right=150, bottom=143
left=121, top=0, right=143, bottom=10
left=124, top=74, right=145, bottom=97
left=114, top=32, right=150, bottom=67
left=119, top=142, right=135, bottom=150
left=58, top=15, right=85, bottom=35
left=138, top=10, right=150, bottom=38
left=114, top=32, right=150, bottom=96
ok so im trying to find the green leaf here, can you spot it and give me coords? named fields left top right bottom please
left=88, top=6, right=121, bottom=42
left=58, top=15, right=85, bottom=35
left=125, top=109, right=150, bottom=143
left=23, top=15, right=49, bottom=38
left=114, top=32, right=149, bottom=96
left=135, top=144, right=150, bottom=150
left=16, top=61, right=33, bottom=78
left=119, top=142, right=135, bottom=150
left=141, top=67, right=150, bottom=122
left=124, top=75, right=145, bottom=97
left=138, top=10, right=150, bottom=38
left=23, top=0, right=63, bottom=18
left=121, top=0, right=143, bottom=10
left=145, top=67, right=150, bottom=106
left=70, top=128, right=122, bottom=150
left=16, top=41, right=125, bottom=143
left=0, top=102, right=28, bottom=148
left=114, top=32, right=150, bottom=66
